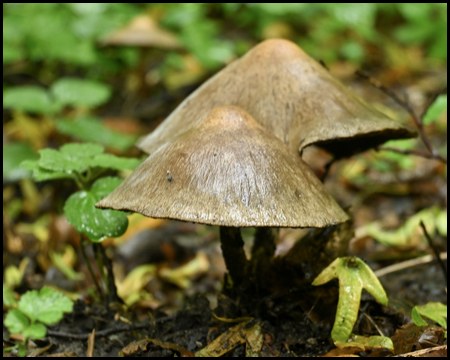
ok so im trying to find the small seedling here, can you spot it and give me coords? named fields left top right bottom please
left=3, top=287, right=73, bottom=357
left=21, top=142, right=141, bottom=300
left=312, top=257, right=391, bottom=348
left=21, top=142, right=140, bottom=241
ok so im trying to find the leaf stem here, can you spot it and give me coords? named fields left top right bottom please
left=80, top=234, right=104, bottom=300
left=93, top=243, right=109, bottom=291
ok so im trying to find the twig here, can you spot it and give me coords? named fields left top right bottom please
left=420, top=221, right=447, bottom=282
left=374, top=252, right=447, bottom=278
left=420, top=86, right=447, bottom=118
left=376, top=146, right=443, bottom=161
left=47, top=316, right=174, bottom=340
left=356, top=70, right=447, bottom=164
left=361, top=311, right=385, bottom=337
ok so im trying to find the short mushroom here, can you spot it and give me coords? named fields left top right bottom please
left=96, top=106, right=349, bottom=287
left=137, top=39, right=415, bottom=159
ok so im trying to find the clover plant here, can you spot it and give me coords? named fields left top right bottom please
left=20, top=142, right=141, bottom=302
left=21, top=142, right=140, bottom=241
left=3, top=287, right=73, bottom=357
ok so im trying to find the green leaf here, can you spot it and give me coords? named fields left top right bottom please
left=3, top=285, right=17, bottom=307
left=38, top=143, right=104, bottom=173
left=312, top=257, right=388, bottom=344
left=21, top=159, right=74, bottom=182
left=411, top=307, right=428, bottom=326
left=3, top=142, right=39, bottom=181
left=335, top=334, right=394, bottom=351
left=3, top=86, right=55, bottom=114
left=415, top=302, right=447, bottom=329
left=56, top=116, right=138, bottom=151
left=89, top=153, right=141, bottom=171
left=64, top=177, right=128, bottom=241
left=51, top=78, right=112, bottom=108
left=423, top=95, right=447, bottom=125
left=4, top=309, right=29, bottom=334
left=365, top=206, right=443, bottom=246
left=17, top=287, right=73, bottom=325
left=22, top=323, right=47, bottom=340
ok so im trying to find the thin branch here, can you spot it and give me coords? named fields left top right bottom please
left=374, top=252, right=447, bottom=278
left=361, top=311, right=385, bottom=337
left=377, top=146, right=445, bottom=162
left=355, top=71, right=447, bottom=164
left=420, top=86, right=447, bottom=118
left=420, top=221, right=447, bottom=282
left=46, top=316, right=174, bottom=340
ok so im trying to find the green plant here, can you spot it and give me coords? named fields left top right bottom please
left=412, top=302, right=447, bottom=338
left=3, top=77, right=138, bottom=156
left=21, top=142, right=140, bottom=240
left=3, top=287, right=73, bottom=357
left=312, top=257, right=393, bottom=349
left=21, top=142, right=141, bottom=299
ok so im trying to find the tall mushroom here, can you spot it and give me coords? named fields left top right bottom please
left=97, top=106, right=349, bottom=288
left=137, top=39, right=415, bottom=159
left=100, top=14, right=181, bottom=49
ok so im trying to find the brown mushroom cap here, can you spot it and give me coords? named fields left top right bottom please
left=97, top=106, right=349, bottom=228
left=100, top=14, right=181, bottom=49
left=137, top=39, right=415, bottom=158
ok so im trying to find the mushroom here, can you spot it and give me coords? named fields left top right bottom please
left=96, top=106, right=349, bottom=288
left=99, top=14, right=181, bottom=49
left=137, top=39, right=415, bottom=159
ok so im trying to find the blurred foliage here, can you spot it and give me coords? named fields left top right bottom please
left=3, top=3, right=447, bottom=73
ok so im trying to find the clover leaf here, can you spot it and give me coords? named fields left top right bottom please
left=18, top=287, right=73, bottom=324
left=51, top=78, right=112, bottom=108
left=89, top=153, right=142, bottom=170
left=20, top=142, right=141, bottom=185
left=312, top=257, right=388, bottom=344
left=57, top=116, right=138, bottom=151
left=64, top=177, right=128, bottom=241
left=3, top=86, right=56, bottom=114
left=4, top=309, right=29, bottom=334
left=4, top=287, right=73, bottom=343
left=3, top=142, right=39, bottom=181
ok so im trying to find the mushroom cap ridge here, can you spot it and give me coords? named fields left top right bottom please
left=137, top=38, right=415, bottom=158
left=97, top=106, right=349, bottom=227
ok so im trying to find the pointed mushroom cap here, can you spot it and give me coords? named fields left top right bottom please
left=100, top=14, right=181, bottom=49
left=97, top=106, right=349, bottom=228
left=137, top=39, right=415, bottom=158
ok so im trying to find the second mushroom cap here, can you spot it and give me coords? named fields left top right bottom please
left=97, top=105, right=349, bottom=227
left=137, top=39, right=415, bottom=158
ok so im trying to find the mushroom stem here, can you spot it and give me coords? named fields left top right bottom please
left=219, top=227, right=249, bottom=286
left=251, top=228, right=277, bottom=290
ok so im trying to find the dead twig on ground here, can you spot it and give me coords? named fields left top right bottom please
left=46, top=315, right=174, bottom=340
